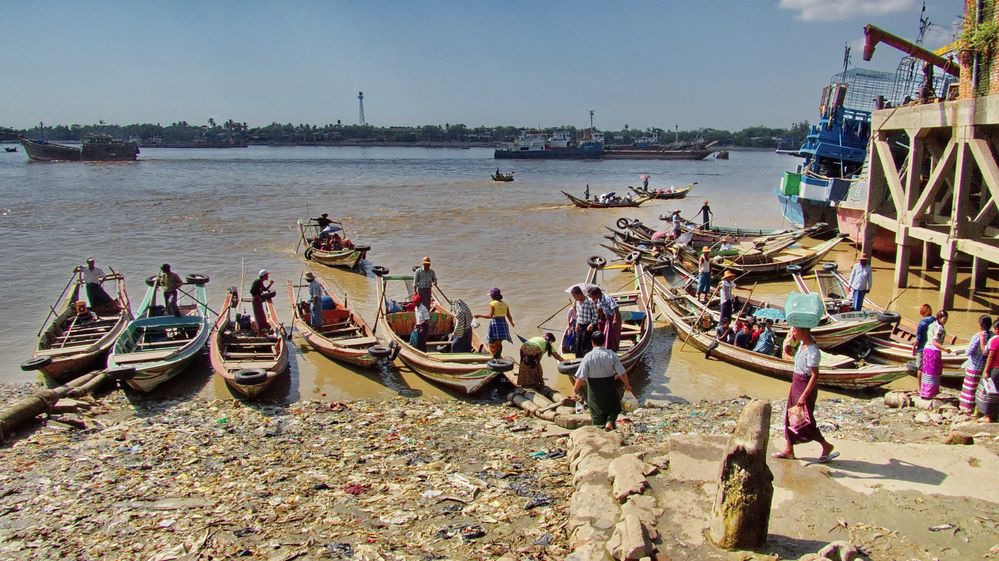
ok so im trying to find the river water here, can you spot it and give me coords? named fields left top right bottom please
left=0, top=147, right=989, bottom=403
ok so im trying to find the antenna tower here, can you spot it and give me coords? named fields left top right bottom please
left=842, top=43, right=851, bottom=75
left=358, top=91, right=366, bottom=126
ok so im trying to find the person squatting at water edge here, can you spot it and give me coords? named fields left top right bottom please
left=587, top=286, right=621, bottom=352
left=919, top=310, right=951, bottom=400
left=305, top=272, right=322, bottom=328
left=413, top=256, right=437, bottom=309
left=960, top=315, right=993, bottom=415
left=410, top=294, right=430, bottom=352
left=518, top=332, right=564, bottom=389
left=447, top=299, right=474, bottom=353
left=976, top=320, right=999, bottom=423
left=572, top=330, right=632, bottom=431
left=76, top=257, right=117, bottom=313
left=847, top=255, right=873, bottom=312
left=249, top=270, right=274, bottom=333
left=476, top=287, right=514, bottom=359
left=159, top=264, right=184, bottom=317
left=773, top=325, right=838, bottom=463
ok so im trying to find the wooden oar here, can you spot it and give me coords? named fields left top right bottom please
left=734, top=282, right=759, bottom=322
left=177, top=286, right=222, bottom=318
left=38, top=269, right=81, bottom=337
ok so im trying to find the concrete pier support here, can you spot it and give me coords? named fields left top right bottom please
left=972, top=257, right=989, bottom=290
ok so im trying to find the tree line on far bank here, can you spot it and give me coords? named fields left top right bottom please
left=0, top=120, right=810, bottom=149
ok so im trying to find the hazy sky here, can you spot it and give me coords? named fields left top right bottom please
left=2, top=0, right=963, bottom=130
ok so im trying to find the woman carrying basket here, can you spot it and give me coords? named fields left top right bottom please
left=773, top=325, right=838, bottom=463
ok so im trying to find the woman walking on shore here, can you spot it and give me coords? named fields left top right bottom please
left=476, top=287, right=514, bottom=358
left=977, top=320, right=999, bottom=423
left=773, top=326, right=837, bottom=463
left=920, top=310, right=949, bottom=399
left=959, top=315, right=993, bottom=414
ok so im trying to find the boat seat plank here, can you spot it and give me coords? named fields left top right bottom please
left=225, top=351, right=278, bottom=359
left=135, top=339, right=194, bottom=349
left=323, top=325, right=362, bottom=335
left=114, top=350, right=176, bottom=363
left=337, top=336, right=377, bottom=347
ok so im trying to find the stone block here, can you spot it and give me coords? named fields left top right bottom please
left=608, top=454, right=650, bottom=503
left=606, top=513, right=653, bottom=560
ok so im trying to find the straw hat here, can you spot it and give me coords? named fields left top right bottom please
left=702, top=246, right=710, bottom=253
left=304, top=272, right=315, bottom=281
left=722, top=270, right=736, bottom=279
left=422, top=256, right=432, bottom=265
left=259, top=269, right=269, bottom=278
left=672, top=208, right=681, bottom=214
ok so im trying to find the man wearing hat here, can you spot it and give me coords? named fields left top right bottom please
left=719, top=269, right=739, bottom=324
left=250, top=269, right=274, bottom=333
left=77, top=257, right=116, bottom=313
left=671, top=209, right=683, bottom=239
left=699, top=200, right=713, bottom=228
left=413, top=256, right=438, bottom=308
left=305, top=272, right=323, bottom=328
left=697, top=246, right=712, bottom=302
left=847, top=255, right=873, bottom=311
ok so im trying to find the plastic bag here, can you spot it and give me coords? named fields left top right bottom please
left=787, top=403, right=811, bottom=433
left=621, top=390, right=640, bottom=413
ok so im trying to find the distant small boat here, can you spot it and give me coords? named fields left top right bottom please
left=628, top=182, right=695, bottom=200
left=298, top=219, right=370, bottom=270
left=3, top=146, right=17, bottom=153
left=563, top=191, right=645, bottom=208
left=491, top=171, right=515, bottom=182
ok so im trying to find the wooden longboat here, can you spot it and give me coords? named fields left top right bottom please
left=628, top=182, right=694, bottom=200
left=814, top=267, right=968, bottom=375
left=107, top=277, right=211, bottom=393
left=599, top=237, right=672, bottom=269
left=287, top=279, right=385, bottom=369
left=557, top=261, right=655, bottom=375
left=298, top=219, right=369, bottom=270
left=606, top=225, right=802, bottom=257
left=375, top=274, right=500, bottom=394
left=491, top=172, right=515, bottom=182
left=562, top=191, right=645, bottom=209
left=210, top=287, right=289, bottom=398
left=615, top=217, right=824, bottom=249
left=25, top=268, right=133, bottom=383
left=654, top=267, right=890, bottom=349
left=677, top=220, right=828, bottom=243
left=655, top=286, right=908, bottom=390
left=670, top=235, right=845, bottom=281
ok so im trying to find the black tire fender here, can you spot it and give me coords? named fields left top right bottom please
left=372, top=265, right=389, bottom=277
left=389, top=340, right=402, bottom=360
left=616, top=217, right=631, bottom=229
left=186, top=274, right=210, bottom=285
left=106, top=366, right=136, bottom=381
left=657, top=253, right=672, bottom=263
left=145, top=275, right=158, bottom=287
left=20, top=356, right=52, bottom=371
left=876, top=312, right=901, bottom=324
left=822, top=262, right=838, bottom=272
left=587, top=255, right=607, bottom=269
left=630, top=219, right=643, bottom=228
left=368, top=345, right=392, bottom=358
left=625, top=251, right=641, bottom=264
left=304, top=248, right=315, bottom=261
left=234, top=368, right=268, bottom=385
left=487, top=358, right=514, bottom=373
left=354, top=244, right=371, bottom=252
left=786, top=264, right=802, bottom=273
left=556, top=359, right=581, bottom=375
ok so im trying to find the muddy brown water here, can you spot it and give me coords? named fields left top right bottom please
left=1, top=147, right=993, bottom=403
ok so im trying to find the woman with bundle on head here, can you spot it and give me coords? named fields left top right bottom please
left=773, top=326, right=838, bottom=463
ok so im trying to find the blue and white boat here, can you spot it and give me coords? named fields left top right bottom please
left=107, top=274, right=211, bottom=392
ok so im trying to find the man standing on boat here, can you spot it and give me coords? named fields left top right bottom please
left=699, top=200, right=713, bottom=228
left=847, top=256, right=873, bottom=311
left=315, top=213, right=333, bottom=230
left=414, top=256, right=437, bottom=308
left=571, top=285, right=597, bottom=358
left=305, top=272, right=323, bottom=328
left=250, top=270, right=274, bottom=333
left=572, top=330, right=632, bottom=431
left=588, top=286, right=622, bottom=352
left=77, top=257, right=116, bottom=313
left=159, top=264, right=184, bottom=317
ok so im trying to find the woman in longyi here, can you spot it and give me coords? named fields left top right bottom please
left=773, top=326, right=838, bottom=463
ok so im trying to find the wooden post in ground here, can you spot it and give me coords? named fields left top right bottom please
left=708, top=400, right=774, bottom=550
left=0, top=370, right=112, bottom=442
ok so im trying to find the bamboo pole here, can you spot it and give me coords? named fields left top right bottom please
left=0, top=369, right=111, bottom=442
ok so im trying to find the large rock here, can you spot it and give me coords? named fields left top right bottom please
left=569, top=426, right=625, bottom=463
left=568, top=482, right=619, bottom=547
left=572, top=454, right=612, bottom=486
left=816, top=541, right=861, bottom=561
left=707, top=400, right=774, bottom=550
left=606, top=513, right=653, bottom=560
left=620, top=495, right=660, bottom=540
left=607, top=454, right=650, bottom=503
left=565, top=543, right=614, bottom=561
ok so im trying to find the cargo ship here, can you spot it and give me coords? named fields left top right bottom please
left=494, top=129, right=604, bottom=159
left=603, top=136, right=717, bottom=160
left=21, top=134, right=139, bottom=162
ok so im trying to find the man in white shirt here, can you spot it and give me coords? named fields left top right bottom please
left=305, top=272, right=323, bottom=328
left=412, top=293, right=431, bottom=352
left=847, top=256, right=873, bottom=311
left=77, top=257, right=116, bottom=312
left=572, top=331, right=632, bottom=431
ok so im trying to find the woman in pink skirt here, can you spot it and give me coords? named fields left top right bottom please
left=920, top=310, right=949, bottom=399
left=959, top=315, right=993, bottom=414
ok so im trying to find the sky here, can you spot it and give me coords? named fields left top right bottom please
left=1, top=0, right=965, bottom=131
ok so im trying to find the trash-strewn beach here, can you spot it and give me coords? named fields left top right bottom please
left=2, top=382, right=996, bottom=561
